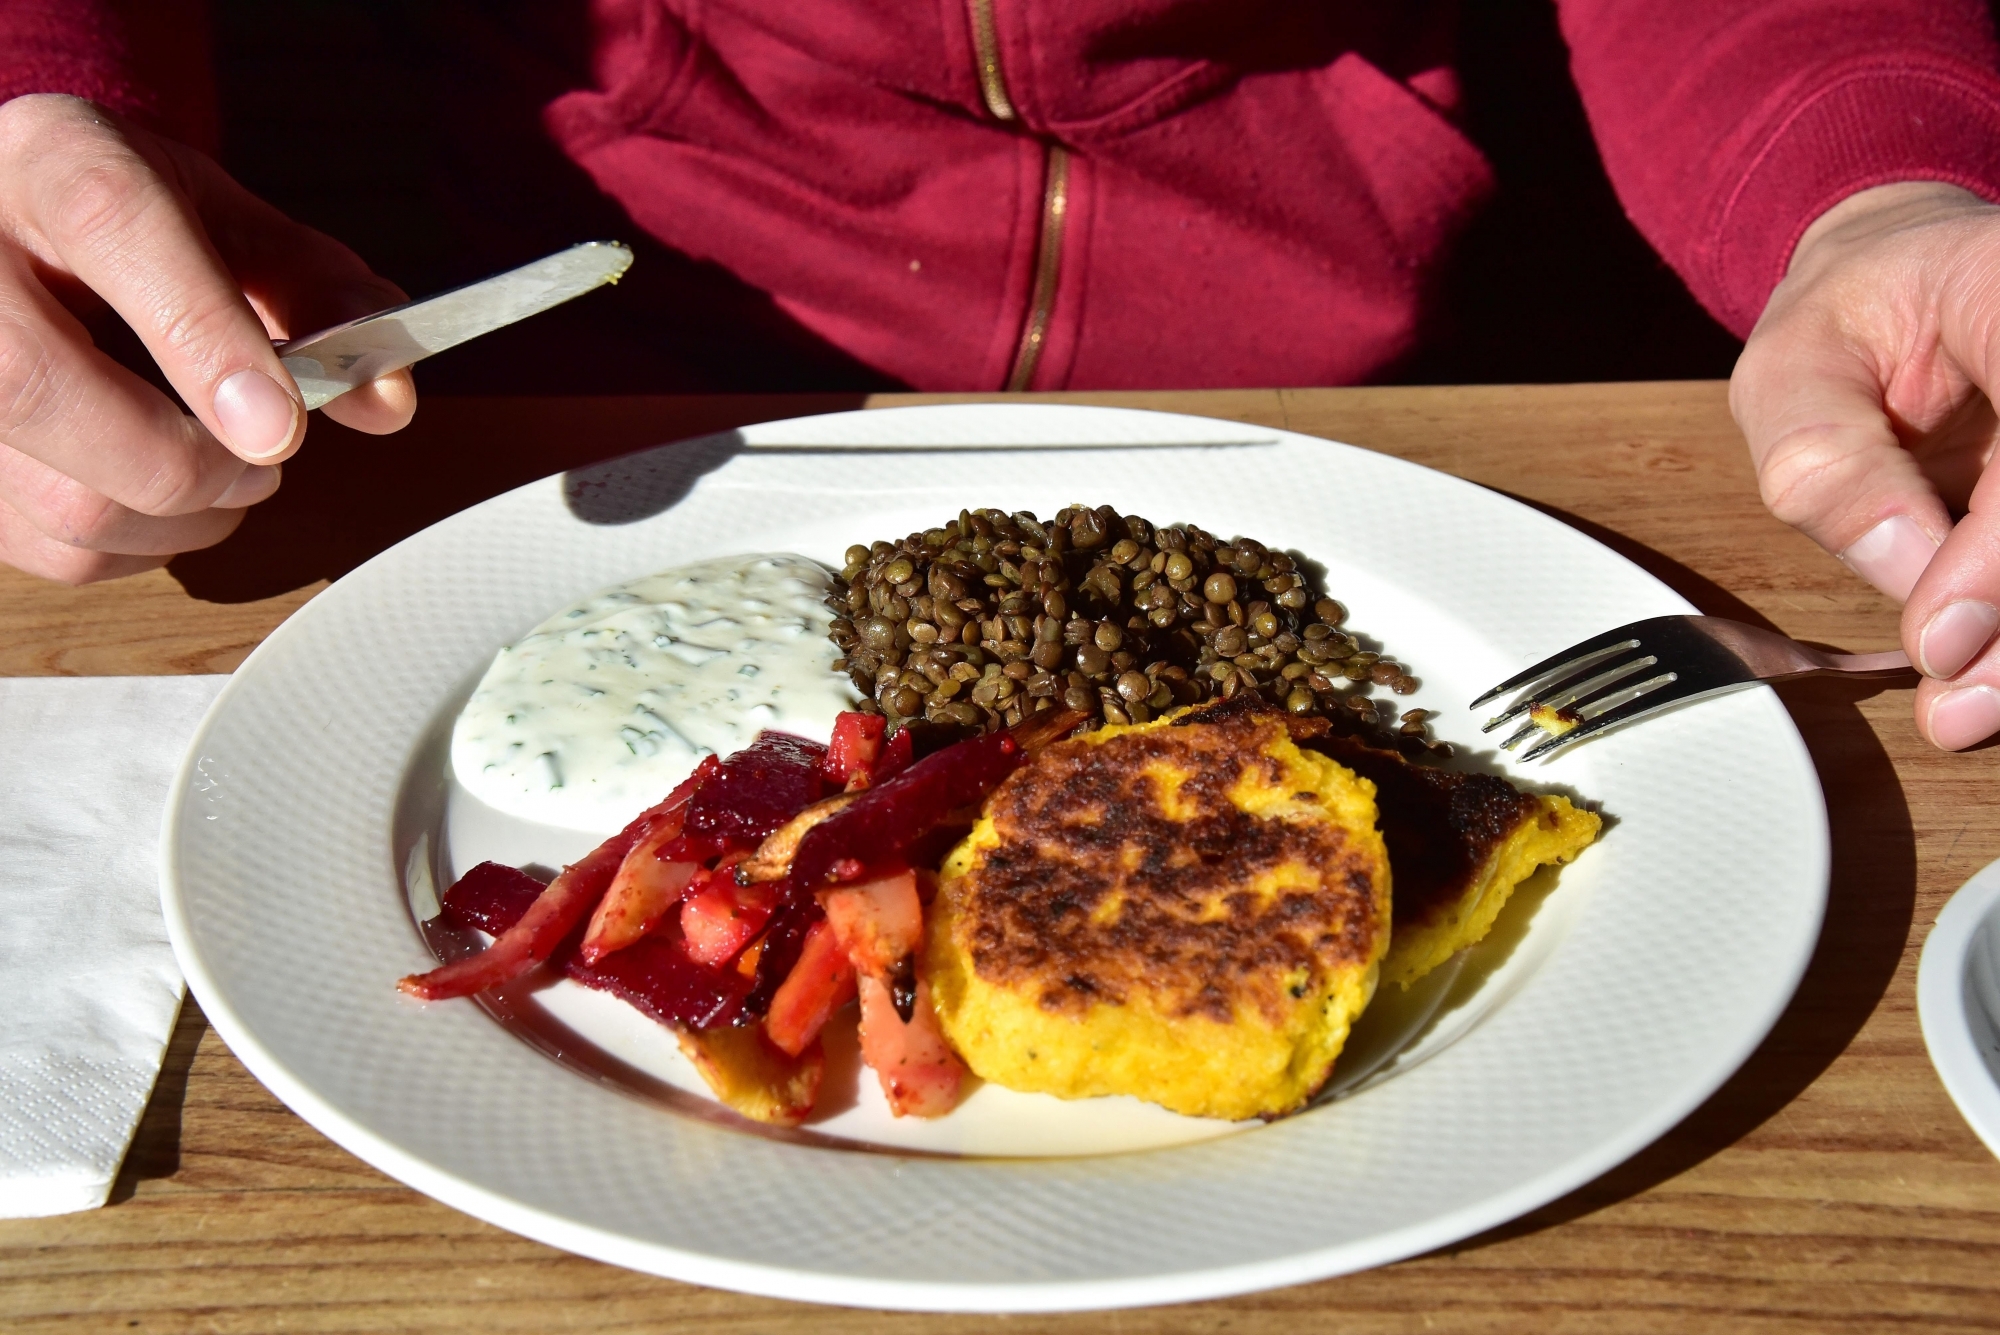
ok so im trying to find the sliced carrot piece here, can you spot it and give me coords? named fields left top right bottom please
left=579, top=815, right=699, bottom=965
left=856, top=973, right=966, bottom=1118
left=821, top=868, right=922, bottom=976
left=765, top=920, right=857, bottom=1057
left=680, top=876, right=782, bottom=966
left=399, top=760, right=717, bottom=1001
left=399, top=833, right=628, bottom=1001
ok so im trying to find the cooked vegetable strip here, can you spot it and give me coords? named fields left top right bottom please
left=400, top=761, right=716, bottom=1001
left=683, top=732, right=828, bottom=841
left=765, top=920, right=857, bottom=1056
left=743, top=896, right=822, bottom=1014
left=788, top=711, right=1084, bottom=888
left=822, top=868, right=923, bottom=976
left=856, top=974, right=966, bottom=1118
left=679, top=872, right=781, bottom=966
left=821, top=712, right=885, bottom=788
left=436, top=861, right=544, bottom=936
left=677, top=1027, right=824, bottom=1127
left=399, top=830, right=634, bottom=1001
left=735, top=793, right=855, bottom=884
left=579, top=821, right=700, bottom=964
left=789, top=732, right=1018, bottom=887
left=1006, top=705, right=1094, bottom=756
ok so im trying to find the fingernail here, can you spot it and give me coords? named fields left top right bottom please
left=212, top=463, right=280, bottom=509
left=213, top=369, right=299, bottom=459
left=1928, top=685, right=2000, bottom=750
left=1839, top=515, right=1940, bottom=602
left=1919, top=599, right=2000, bottom=678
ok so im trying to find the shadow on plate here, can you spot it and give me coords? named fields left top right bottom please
left=1444, top=502, right=1917, bottom=1253
left=167, top=394, right=866, bottom=604
left=1322, top=859, right=1570, bottom=1102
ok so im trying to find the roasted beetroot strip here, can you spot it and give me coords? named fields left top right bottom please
left=788, top=729, right=1025, bottom=888
left=567, top=929, right=752, bottom=1030
left=437, top=861, right=544, bottom=936
left=683, top=732, right=828, bottom=842
left=434, top=851, right=753, bottom=1028
left=398, top=764, right=714, bottom=1002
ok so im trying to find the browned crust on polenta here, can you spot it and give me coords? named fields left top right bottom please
left=1305, top=732, right=1539, bottom=933
left=959, top=710, right=1382, bottom=1026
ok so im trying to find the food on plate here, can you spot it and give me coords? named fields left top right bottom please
left=828, top=506, right=1436, bottom=744
left=411, top=510, right=1602, bottom=1133
left=925, top=701, right=1391, bottom=1121
left=452, top=554, right=856, bottom=832
left=1307, top=731, right=1600, bottom=988
left=1528, top=702, right=1581, bottom=738
left=406, top=707, right=1084, bottom=1126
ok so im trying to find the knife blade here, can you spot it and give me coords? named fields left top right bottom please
left=276, top=241, right=634, bottom=409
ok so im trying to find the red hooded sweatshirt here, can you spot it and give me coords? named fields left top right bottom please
left=6, top=0, right=2000, bottom=390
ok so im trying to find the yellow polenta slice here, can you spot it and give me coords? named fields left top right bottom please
left=1308, top=732, right=1600, bottom=989
left=925, top=706, right=1391, bottom=1121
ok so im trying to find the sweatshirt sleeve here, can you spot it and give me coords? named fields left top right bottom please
left=0, top=0, right=152, bottom=119
left=1558, top=0, right=2000, bottom=336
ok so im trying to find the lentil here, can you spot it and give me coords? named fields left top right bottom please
left=825, top=505, right=1438, bottom=750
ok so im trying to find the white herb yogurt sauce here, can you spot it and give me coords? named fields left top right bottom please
left=451, top=553, right=858, bottom=832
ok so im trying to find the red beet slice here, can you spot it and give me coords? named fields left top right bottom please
left=875, top=727, right=915, bottom=783
left=439, top=861, right=545, bottom=936
left=683, top=731, right=828, bottom=842
left=745, top=893, right=823, bottom=1014
left=435, top=860, right=755, bottom=1030
left=401, top=761, right=721, bottom=1002
left=564, top=930, right=752, bottom=1030
left=788, top=729, right=1024, bottom=888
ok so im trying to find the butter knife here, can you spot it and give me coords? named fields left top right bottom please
left=275, top=241, right=635, bottom=409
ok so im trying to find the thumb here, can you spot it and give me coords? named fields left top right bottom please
left=1730, top=327, right=1951, bottom=602
left=161, top=138, right=418, bottom=436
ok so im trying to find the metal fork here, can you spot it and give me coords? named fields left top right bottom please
left=1470, top=615, right=1912, bottom=760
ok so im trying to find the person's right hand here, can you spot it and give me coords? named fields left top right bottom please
left=0, top=93, right=417, bottom=584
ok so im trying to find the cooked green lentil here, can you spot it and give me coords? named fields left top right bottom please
left=826, top=505, right=1440, bottom=751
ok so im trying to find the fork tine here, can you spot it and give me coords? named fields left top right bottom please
left=1468, top=629, right=1647, bottom=710
left=1498, top=655, right=1665, bottom=751
left=1483, top=651, right=1660, bottom=734
left=1515, top=669, right=1703, bottom=761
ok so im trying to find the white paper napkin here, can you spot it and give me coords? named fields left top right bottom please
left=0, top=674, right=226, bottom=1218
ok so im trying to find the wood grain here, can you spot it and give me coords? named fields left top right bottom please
left=4, top=383, right=1998, bottom=1333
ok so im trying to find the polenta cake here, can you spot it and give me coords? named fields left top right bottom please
left=925, top=704, right=1393, bottom=1121
left=1307, top=731, right=1600, bottom=989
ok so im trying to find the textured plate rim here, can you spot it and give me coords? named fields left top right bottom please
left=1919, top=857, right=2000, bottom=1162
left=160, top=402, right=1829, bottom=1312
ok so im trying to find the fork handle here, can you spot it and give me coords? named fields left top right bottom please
left=1815, top=649, right=1913, bottom=677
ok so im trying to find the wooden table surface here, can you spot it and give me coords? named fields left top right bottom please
left=4, top=382, right=1998, bottom=1333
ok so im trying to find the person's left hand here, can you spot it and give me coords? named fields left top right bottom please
left=1731, top=179, right=2000, bottom=750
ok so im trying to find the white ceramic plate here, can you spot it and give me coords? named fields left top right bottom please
left=162, top=404, right=1828, bottom=1312
left=1919, top=857, right=2000, bottom=1160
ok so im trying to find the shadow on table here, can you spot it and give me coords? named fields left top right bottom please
left=109, top=996, right=208, bottom=1201
left=1446, top=501, right=1917, bottom=1253
left=166, top=394, right=867, bottom=603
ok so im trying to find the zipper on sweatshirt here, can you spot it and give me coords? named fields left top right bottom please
left=1005, top=144, right=1070, bottom=392
left=968, top=0, right=1067, bottom=390
left=966, top=0, right=1017, bottom=120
